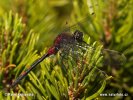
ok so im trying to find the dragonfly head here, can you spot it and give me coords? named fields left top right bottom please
left=73, top=30, right=83, bottom=42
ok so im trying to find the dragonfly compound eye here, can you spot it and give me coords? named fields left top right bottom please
left=73, top=30, right=83, bottom=42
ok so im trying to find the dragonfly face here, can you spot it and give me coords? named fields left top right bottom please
left=73, top=30, right=83, bottom=42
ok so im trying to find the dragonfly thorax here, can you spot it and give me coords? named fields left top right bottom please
left=53, top=30, right=84, bottom=54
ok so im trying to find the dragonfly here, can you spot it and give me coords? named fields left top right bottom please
left=10, top=17, right=126, bottom=88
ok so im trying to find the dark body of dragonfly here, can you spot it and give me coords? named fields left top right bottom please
left=10, top=30, right=84, bottom=88
left=10, top=29, right=126, bottom=88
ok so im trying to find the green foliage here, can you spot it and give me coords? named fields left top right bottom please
left=0, top=11, right=109, bottom=100
left=0, top=11, right=40, bottom=98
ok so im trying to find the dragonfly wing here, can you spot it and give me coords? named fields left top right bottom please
left=61, top=15, right=95, bottom=34
left=102, top=49, right=126, bottom=66
left=74, top=41, right=126, bottom=66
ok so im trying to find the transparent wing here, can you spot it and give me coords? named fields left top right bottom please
left=74, top=42, right=126, bottom=66
left=61, top=15, right=95, bottom=34
left=102, top=49, right=126, bottom=66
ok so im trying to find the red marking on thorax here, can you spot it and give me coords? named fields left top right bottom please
left=47, top=35, right=63, bottom=55
left=48, top=46, right=56, bottom=55
left=48, top=33, right=70, bottom=55
left=54, top=34, right=63, bottom=45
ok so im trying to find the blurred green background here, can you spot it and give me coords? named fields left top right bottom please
left=0, top=0, right=133, bottom=100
